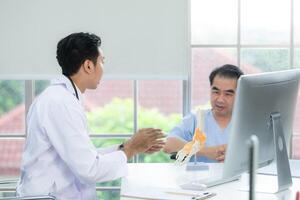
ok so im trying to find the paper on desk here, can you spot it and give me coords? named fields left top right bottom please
left=121, top=185, right=211, bottom=200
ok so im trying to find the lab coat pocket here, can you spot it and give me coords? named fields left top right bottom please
left=19, top=173, right=55, bottom=196
left=52, top=162, right=76, bottom=190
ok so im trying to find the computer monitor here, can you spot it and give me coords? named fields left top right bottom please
left=223, top=69, right=300, bottom=192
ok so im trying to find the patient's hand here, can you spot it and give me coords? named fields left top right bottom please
left=202, top=144, right=226, bottom=162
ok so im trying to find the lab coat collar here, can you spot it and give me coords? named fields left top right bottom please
left=51, top=75, right=85, bottom=104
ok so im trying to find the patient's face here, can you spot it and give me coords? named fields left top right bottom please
left=210, top=75, right=237, bottom=118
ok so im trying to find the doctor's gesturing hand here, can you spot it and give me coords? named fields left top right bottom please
left=121, top=128, right=165, bottom=159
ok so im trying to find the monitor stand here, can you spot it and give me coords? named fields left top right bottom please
left=268, top=112, right=292, bottom=192
left=244, top=112, right=293, bottom=193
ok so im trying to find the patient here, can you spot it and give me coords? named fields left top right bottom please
left=163, top=64, right=244, bottom=163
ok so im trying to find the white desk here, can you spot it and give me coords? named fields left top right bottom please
left=120, top=163, right=300, bottom=200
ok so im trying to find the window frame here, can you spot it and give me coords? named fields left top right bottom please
left=1, top=0, right=300, bottom=194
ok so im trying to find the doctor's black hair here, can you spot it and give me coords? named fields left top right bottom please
left=209, top=64, right=244, bottom=86
left=56, top=32, right=101, bottom=76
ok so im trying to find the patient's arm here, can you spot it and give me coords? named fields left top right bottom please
left=163, top=137, right=187, bottom=154
left=165, top=135, right=226, bottom=162
left=199, top=144, right=227, bottom=162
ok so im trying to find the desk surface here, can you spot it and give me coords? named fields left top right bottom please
left=120, top=163, right=300, bottom=200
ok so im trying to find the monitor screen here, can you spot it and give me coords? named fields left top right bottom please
left=223, top=69, right=300, bottom=179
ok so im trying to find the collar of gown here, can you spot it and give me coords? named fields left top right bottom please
left=51, top=75, right=85, bottom=105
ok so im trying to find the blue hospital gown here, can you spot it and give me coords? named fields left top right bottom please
left=168, top=109, right=231, bottom=163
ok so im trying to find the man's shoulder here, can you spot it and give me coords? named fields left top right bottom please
left=183, top=109, right=210, bottom=120
left=36, top=84, right=72, bottom=106
left=192, top=108, right=211, bottom=119
left=204, top=109, right=213, bottom=117
left=183, top=112, right=197, bottom=121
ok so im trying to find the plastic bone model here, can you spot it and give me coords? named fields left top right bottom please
left=175, top=109, right=207, bottom=165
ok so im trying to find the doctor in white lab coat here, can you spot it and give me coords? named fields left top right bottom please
left=16, top=32, right=164, bottom=200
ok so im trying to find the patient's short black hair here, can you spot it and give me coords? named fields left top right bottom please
left=209, top=64, right=244, bottom=85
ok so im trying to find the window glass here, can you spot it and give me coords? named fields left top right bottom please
left=0, top=81, right=25, bottom=135
left=292, top=87, right=300, bottom=159
left=35, top=80, right=50, bottom=96
left=91, top=138, right=125, bottom=149
left=138, top=80, right=182, bottom=163
left=295, top=0, right=300, bottom=45
left=241, top=0, right=290, bottom=45
left=240, top=48, right=289, bottom=73
left=96, top=190, right=120, bottom=200
left=138, top=80, right=182, bottom=132
left=295, top=48, right=300, bottom=68
left=138, top=152, right=171, bottom=163
left=294, top=90, right=300, bottom=134
left=92, top=138, right=125, bottom=200
left=85, top=80, right=134, bottom=135
left=191, top=0, right=237, bottom=45
left=0, top=138, right=24, bottom=178
left=293, top=136, right=300, bottom=159
left=0, top=192, right=16, bottom=198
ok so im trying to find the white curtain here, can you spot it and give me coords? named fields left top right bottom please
left=0, top=0, right=188, bottom=80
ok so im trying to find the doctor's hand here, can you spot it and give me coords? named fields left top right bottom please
left=200, top=144, right=226, bottom=162
left=144, top=140, right=165, bottom=154
left=123, top=128, right=165, bottom=159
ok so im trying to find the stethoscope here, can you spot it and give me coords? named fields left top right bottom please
left=64, top=74, right=79, bottom=100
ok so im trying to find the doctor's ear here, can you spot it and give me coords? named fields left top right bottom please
left=82, top=60, right=94, bottom=74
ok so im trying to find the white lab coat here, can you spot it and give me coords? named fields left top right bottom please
left=16, top=76, right=128, bottom=200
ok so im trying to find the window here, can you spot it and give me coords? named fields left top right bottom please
left=240, top=48, right=289, bottom=72
left=190, top=0, right=300, bottom=158
left=295, top=0, right=300, bottom=45
left=137, top=80, right=182, bottom=162
left=35, top=80, right=50, bottom=96
left=191, top=0, right=237, bottom=45
left=2, top=1, right=300, bottom=198
left=93, top=138, right=126, bottom=199
left=0, top=138, right=24, bottom=180
left=85, top=80, right=134, bottom=135
left=241, top=0, right=290, bottom=45
left=0, top=80, right=25, bottom=135
left=295, top=49, right=300, bottom=67
left=137, top=80, right=182, bottom=133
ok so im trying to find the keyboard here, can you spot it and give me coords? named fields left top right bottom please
left=180, top=175, right=240, bottom=190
